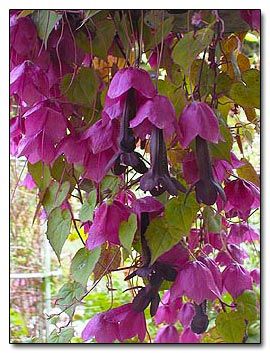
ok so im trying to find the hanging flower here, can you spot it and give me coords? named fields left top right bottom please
left=82, top=303, right=146, bottom=343
left=178, top=302, right=195, bottom=327
left=178, top=101, right=220, bottom=148
left=154, top=325, right=179, bottom=343
left=194, top=136, right=225, bottom=205
left=140, top=127, right=186, bottom=196
left=179, top=327, right=201, bottom=343
left=222, top=178, right=260, bottom=219
left=155, top=290, right=182, bottom=325
left=130, top=95, right=177, bottom=140
left=222, top=262, right=253, bottom=298
left=170, top=260, right=221, bottom=304
left=17, top=101, right=67, bottom=164
left=86, top=199, right=130, bottom=250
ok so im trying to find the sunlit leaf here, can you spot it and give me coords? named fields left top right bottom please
left=46, top=207, right=72, bottom=261
left=71, top=247, right=101, bottom=286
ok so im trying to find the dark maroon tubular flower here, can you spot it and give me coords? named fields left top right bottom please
left=112, top=88, right=148, bottom=175
left=190, top=301, right=209, bottom=334
left=194, top=136, right=226, bottom=205
left=140, top=127, right=186, bottom=196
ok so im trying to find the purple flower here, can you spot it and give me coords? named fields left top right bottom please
left=183, top=151, right=243, bottom=185
left=17, top=101, right=67, bottom=164
left=130, top=95, right=177, bottom=140
left=10, top=61, right=49, bottom=105
left=86, top=199, right=130, bottom=250
left=170, top=260, right=221, bottom=304
left=140, top=127, right=186, bottom=196
left=131, top=196, right=164, bottom=217
left=228, top=223, right=259, bottom=244
left=155, top=325, right=180, bottom=343
left=155, top=290, right=182, bottom=325
left=178, top=101, right=220, bottom=148
left=178, top=302, right=195, bottom=327
left=240, top=10, right=260, bottom=32
left=158, top=242, right=189, bottom=270
left=107, top=67, right=156, bottom=100
left=198, top=256, right=223, bottom=293
left=190, top=301, right=209, bottom=334
left=108, top=88, right=148, bottom=175
left=194, top=136, right=225, bottom=205
left=250, top=268, right=260, bottom=285
left=222, top=179, right=260, bottom=219
left=222, top=262, right=253, bottom=298
left=82, top=303, right=146, bottom=343
left=10, top=15, right=39, bottom=68
left=179, top=327, right=201, bottom=343
left=57, top=133, right=88, bottom=164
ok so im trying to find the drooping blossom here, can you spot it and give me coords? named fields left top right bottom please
left=10, top=61, right=49, bottom=105
left=216, top=244, right=248, bottom=267
left=129, top=261, right=178, bottom=316
left=86, top=199, right=130, bottom=250
left=178, top=302, right=195, bottom=327
left=190, top=301, right=209, bottom=334
left=183, top=151, right=243, bottom=185
left=131, top=196, right=164, bottom=218
left=154, top=325, right=179, bottom=343
left=10, top=14, right=39, bottom=68
left=178, top=101, right=220, bottom=148
left=140, top=127, right=186, bottom=196
left=82, top=303, right=146, bottom=343
left=158, top=242, right=189, bottom=270
left=179, top=327, right=201, bottom=343
left=221, top=179, right=260, bottom=219
left=155, top=290, right=182, bottom=325
left=228, top=223, right=259, bottom=244
left=240, top=10, right=260, bottom=32
left=193, top=136, right=225, bottom=205
left=222, top=262, right=253, bottom=298
left=250, top=268, right=260, bottom=285
left=107, top=67, right=156, bottom=100
left=170, top=260, right=221, bottom=304
left=17, top=101, right=67, bottom=164
left=130, top=95, right=177, bottom=140
left=198, top=255, right=223, bottom=293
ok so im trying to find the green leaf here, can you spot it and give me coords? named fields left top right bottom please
left=165, top=193, right=199, bottom=235
left=79, top=190, right=97, bottom=222
left=92, top=20, right=115, bottom=60
left=32, top=10, right=61, bottom=48
left=229, top=69, right=260, bottom=109
left=47, top=327, right=74, bottom=343
left=42, top=180, right=70, bottom=214
left=158, top=79, right=187, bottom=116
left=145, top=16, right=175, bottom=50
left=236, top=290, right=258, bottom=322
left=56, top=282, right=86, bottom=318
left=50, top=156, right=78, bottom=192
left=60, top=67, right=99, bottom=106
left=209, top=123, right=233, bottom=161
left=28, top=161, right=51, bottom=191
left=203, top=206, right=221, bottom=233
left=70, top=247, right=101, bottom=286
left=216, top=311, right=246, bottom=343
left=146, top=193, right=199, bottom=264
left=172, top=27, right=214, bottom=76
left=46, top=208, right=71, bottom=261
left=119, top=213, right=137, bottom=253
